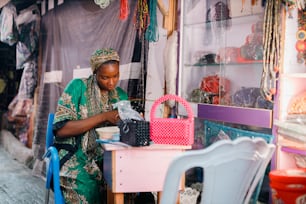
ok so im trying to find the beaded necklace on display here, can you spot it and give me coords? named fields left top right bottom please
left=133, top=0, right=149, bottom=38
left=260, top=0, right=281, bottom=102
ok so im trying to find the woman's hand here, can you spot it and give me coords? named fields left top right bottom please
left=55, top=110, right=120, bottom=138
left=102, top=110, right=120, bottom=125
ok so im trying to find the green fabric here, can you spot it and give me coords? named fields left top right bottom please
left=53, top=75, right=128, bottom=204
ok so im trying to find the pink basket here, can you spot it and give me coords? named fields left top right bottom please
left=150, top=94, right=194, bottom=145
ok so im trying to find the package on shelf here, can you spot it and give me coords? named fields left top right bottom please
left=231, top=87, right=273, bottom=109
left=204, top=120, right=273, bottom=147
left=200, top=75, right=231, bottom=105
left=287, top=91, right=306, bottom=114
left=275, top=91, right=306, bottom=142
left=216, top=47, right=239, bottom=63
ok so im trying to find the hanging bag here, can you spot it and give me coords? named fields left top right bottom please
left=150, top=94, right=194, bottom=145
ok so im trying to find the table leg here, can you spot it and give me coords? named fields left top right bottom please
left=106, top=188, right=114, bottom=204
left=106, top=188, right=124, bottom=204
left=113, top=193, right=124, bottom=204
left=157, top=192, right=162, bottom=204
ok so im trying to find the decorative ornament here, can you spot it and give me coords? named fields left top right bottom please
left=296, top=40, right=306, bottom=52
left=296, top=8, right=306, bottom=64
left=297, top=29, right=306, bottom=40
left=94, top=0, right=112, bottom=9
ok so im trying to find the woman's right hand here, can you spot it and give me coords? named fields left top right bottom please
left=102, top=110, right=120, bottom=125
left=55, top=110, right=120, bottom=138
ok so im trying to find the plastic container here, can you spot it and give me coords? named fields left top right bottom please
left=95, top=126, right=120, bottom=140
left=269, top=168, right=306, bottom=204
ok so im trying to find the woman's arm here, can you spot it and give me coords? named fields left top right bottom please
left=55, top=110, right=119, bottom=138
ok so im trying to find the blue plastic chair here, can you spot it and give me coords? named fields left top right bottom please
left=42, top=113, right=65, bottom=204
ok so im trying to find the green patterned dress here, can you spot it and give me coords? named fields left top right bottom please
left=53, top=75, right=128, bottom=204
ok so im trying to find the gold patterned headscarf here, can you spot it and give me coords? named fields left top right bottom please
left=90, top=48, right=120, bottom=73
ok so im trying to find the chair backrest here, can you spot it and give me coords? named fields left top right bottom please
left=160, top=137, right=276, bottom=204
left=204, top=120, right=274, bottom=204
left=44, top=112, right=65, bottom=204
left=46, top=113, right=55, bottom=149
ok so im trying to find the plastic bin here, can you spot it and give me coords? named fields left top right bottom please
left=269, top=168, right=306, bottom=204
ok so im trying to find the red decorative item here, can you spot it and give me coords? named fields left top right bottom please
left=119, top=0, right=129, bottom=21
left=201, top=75, right=220, bottom=94
left=296, top=40, right=306, bottom=52
left=200, top=75, right=230, bottom=104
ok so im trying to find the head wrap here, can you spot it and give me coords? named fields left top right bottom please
left=90, top=48, right=120, bottom=73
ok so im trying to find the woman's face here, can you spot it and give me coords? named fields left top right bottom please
left=95, top=62, right=120, bottom=92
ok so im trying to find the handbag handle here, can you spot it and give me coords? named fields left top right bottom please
left=150, top=94, right=194, bottom=121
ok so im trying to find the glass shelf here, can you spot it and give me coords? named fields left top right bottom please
left=183, top=13, right=264, bottom=27
left=185, top=60, right=263, bottom=67
left=178, top=0, right=269, bottom=128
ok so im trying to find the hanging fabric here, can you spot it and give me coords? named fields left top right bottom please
left=15, top=4, right=41, bottom=70
left=145, top=0, right=159, bottom=42
left=119, top=0, right=129, bottom=21
left=164, top=31, right=178, bottom=108
left=0, top=3, right=18, bottom=46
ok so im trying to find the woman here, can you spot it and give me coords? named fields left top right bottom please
left=53, top=48, right=128, bottom=203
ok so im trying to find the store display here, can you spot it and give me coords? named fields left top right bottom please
left=179, top=0, right=272, bottom=130
left=273, top=0, right=306, bottom=172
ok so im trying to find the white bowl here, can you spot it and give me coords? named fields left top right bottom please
left=96, top=126, right=120, bottom=140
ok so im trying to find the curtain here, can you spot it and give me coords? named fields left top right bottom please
left=32, top=0, right=138, bottom=177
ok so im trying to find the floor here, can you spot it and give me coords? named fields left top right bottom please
left=0, top=127, right=269, bottom=204
left=0, top=147, right=54, bottom=204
